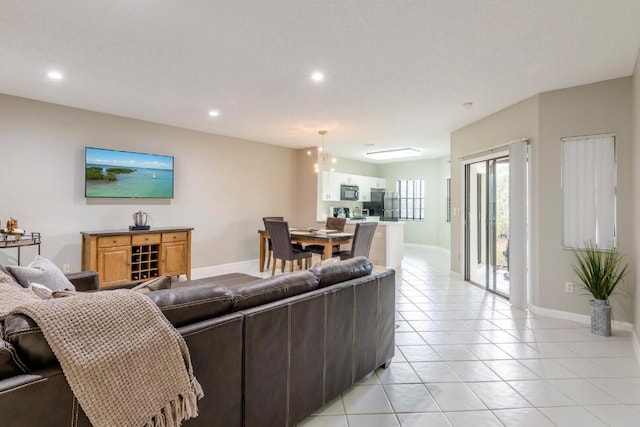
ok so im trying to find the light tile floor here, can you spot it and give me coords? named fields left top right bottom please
left=295, top=245, right=640, bottom=427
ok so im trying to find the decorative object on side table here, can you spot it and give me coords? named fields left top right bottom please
left=0, top=229, right=41, bottom=265
left=1, top=217, right=25, bottom=240
left=571, top=242, right=629, bottom=336
left=130, top=210, right=151, bottom=230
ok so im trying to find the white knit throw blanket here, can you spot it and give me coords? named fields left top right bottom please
left=12, top=289, right=204, bottom=427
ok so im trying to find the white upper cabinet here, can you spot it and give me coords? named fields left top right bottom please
left=321, top=171, right=340, bottom=201
left=370, top=177, right=386, bottom=189
left=321, top=172, right=385, bottom=202
left=342, top=174, right=357, bottom=185
left=358, top=176, right=370, bottom=201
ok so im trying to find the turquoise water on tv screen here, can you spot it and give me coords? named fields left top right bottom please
left=85, top=165, right=174, bottom=198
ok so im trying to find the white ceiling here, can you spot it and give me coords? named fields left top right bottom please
left=1, top=1, right=639, bottom=162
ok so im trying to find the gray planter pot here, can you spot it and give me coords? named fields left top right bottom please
left=590, top=299, right=611, bottom=337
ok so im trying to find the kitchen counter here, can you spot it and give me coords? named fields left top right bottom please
left=318, top=216, right=404, bottom=225
left=316, top=219, right=404, bottom=269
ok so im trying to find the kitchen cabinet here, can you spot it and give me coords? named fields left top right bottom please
left=358, top=176, right=386, bottom=201
left=321, top=171, right=345, bottom=201
left=321, top=171, right=386, bottom=202
left=325, top=220, right=403, bottom=269
left=321, top=171, right=337, bottom=201
left=81, top=227, right=192, bottom=289
left=370, top=177, right=386, bottom=190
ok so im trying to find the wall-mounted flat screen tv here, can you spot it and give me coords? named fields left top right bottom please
left=85, top=147, right=174, bottom=198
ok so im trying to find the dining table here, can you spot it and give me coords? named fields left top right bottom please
left=257, top=228, right=354, bottom=272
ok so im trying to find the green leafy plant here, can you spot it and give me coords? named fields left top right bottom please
left=571, top=242, right=628, bottom=303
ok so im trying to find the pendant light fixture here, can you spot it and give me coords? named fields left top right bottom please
left=309, top=130, right=337, bottom=173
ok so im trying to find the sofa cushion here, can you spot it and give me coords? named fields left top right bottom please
left=0, top=319, right=28, bottom=379
left=145, top=284, right=234, bottom=327
left=230, top=270, right=319, bottom=311
left=3, top=313, right=56, bottom=371
left=310, top=256, right=374, bottom=288
left=0, top=337, right=28, bottom=380
left=310, top=256, right=340, bottom=270
left=131, top=276, right=172, bottom=293
left=6, top=256, right=75, bottom=291
left=172, top=273, right=260, bottom=289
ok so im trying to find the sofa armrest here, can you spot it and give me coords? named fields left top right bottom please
left=65, top=271, right=99, bottom=292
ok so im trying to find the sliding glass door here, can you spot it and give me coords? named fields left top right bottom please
left=465, top=155, right=510, bottom=297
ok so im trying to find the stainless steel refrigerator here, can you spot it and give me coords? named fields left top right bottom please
left=364, top=189, right=399, bottom=221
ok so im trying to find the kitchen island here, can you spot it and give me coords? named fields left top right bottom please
left=317, top=217, right=404, bottom=269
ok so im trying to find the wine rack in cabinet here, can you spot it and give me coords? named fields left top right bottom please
left=81, top=227, right=192, bottom=289
left=130, top=234, right=161, bottom=282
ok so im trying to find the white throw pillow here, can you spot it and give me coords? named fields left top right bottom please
left=6, top=256, right=76, bottom=291
left=29, top=282, right=53, bottom=299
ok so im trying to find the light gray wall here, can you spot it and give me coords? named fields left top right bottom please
left=537, top=77, right=633, bottom=321
left=379, top=156, right=450, bottom=248
left=0, top=94, right=299, bottom=272
left=632, top=49, right=640, bottom=338
left=451, top=77, right=634, bottom=323
left=450, top=96, right=539, bottom=274
left=437, top=156, right=451, bottom=249
left=329, top=156, right=381, bottom=177
left=296, top=148, right=321, bottom=226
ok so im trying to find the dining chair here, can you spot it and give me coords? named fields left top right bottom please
left=333, top=221, right=377, bottom=260
left=264, top=219, right=313, bottom=276
left=304, top=217, right=347, bottom=259
left=262, top=216, right=283, bottom=270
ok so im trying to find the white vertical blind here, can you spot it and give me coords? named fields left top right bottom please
left=509, top=140, right=528, bottom=309
left=561, top=135, right=616, bottom=248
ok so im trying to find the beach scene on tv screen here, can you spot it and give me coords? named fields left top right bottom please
left=85, top=148, right=174, bottom=198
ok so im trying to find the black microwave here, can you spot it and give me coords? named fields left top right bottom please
left=340, top=184, right=359, bottom=201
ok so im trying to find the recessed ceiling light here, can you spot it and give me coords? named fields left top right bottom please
left=47, top=70, right=63, bottom=80
left=311, top=71, right=324, bottom=82
left=462, top=102, right=474, bottom=109
left=208, top=110, right=220, bottom=117
left=365, top=148, right=421, bottom=160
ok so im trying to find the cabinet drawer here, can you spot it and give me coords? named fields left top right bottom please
left=162, top=232, right=187, bottom=243
left=132, top=233, right=161, bottom=245
left=98, top=235, right=131, bottom=248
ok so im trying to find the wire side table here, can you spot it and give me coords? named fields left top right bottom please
left=0, top=232, right=41, bottom=265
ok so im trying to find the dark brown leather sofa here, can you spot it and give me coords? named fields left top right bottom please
left=0, top=256, right=395, bottom=427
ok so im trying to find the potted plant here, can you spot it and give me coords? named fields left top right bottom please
left=571, top=242, right=629, bottom=336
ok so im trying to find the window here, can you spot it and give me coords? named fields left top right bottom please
left=397, top=179, right=424, bottom=221
left=561, top=134, right=616, bottom=248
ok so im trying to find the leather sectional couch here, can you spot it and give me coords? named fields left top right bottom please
left=0, top=256, right=396, bottom=427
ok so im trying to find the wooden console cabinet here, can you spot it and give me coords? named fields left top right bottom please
left=81, top=227, right=193, bottom=289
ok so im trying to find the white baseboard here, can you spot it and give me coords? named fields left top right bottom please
left=530, top=303, right=639, bottom=363
left=529, top=303, right=634, bottom=331
left=528, top=304, right=589, bottom=325
left=633, top=331, right=640, bottom=362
